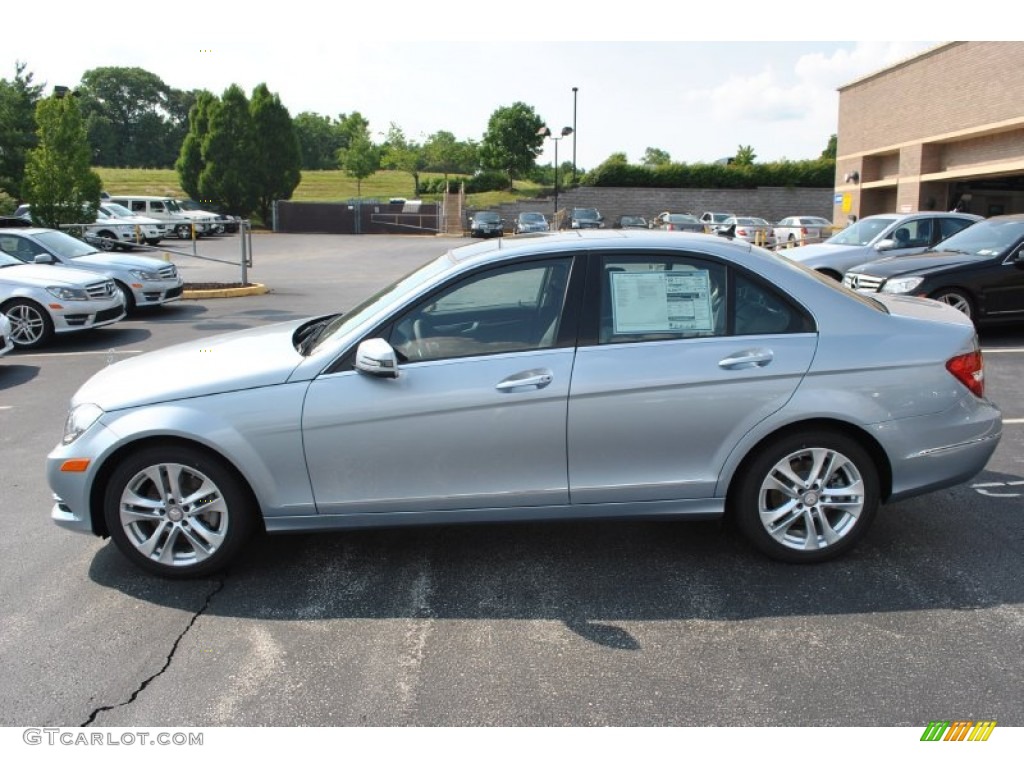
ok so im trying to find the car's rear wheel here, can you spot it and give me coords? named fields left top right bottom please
left=2, top=299, right=54, bottom=349
left=103, top=445, right=255, bottom=578
left=931, top=289, right=974, bottom=319
left=734, top=430, right=879, bottom=563
left=175, top=223, right=192, bottom=239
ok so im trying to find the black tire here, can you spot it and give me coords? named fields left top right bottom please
left=115, top=281, right=137, bottom=314
left=930, top=288, right=975, bottom=319
left=175, top=223, right=192, bottom=239
left=96, top=231, right=119, bottom=251
left=144, top=238, right=162, bottom=246
left=103, top=445, right=255, bottom=578
left=733, top=430, right=879, bottom=563
left=2, top=298, right=54, bottom=349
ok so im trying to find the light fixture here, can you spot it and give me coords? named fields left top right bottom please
left=844, top=171, right=860, bottom=184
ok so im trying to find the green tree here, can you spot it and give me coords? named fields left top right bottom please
left=479, top=102, right=545, bottom=190
left=198, top=84, right=257, bottom=217
left=175, top=90, right=216, bottom=201
left=339, top=134, right=380, bottom=197
left=337, top=112, right=370, bottom=150
left=24, top=94, right=102, bottom=228
left=381, top=123, right=425, bottom=197
left=641, top=147, right=671, bottom=166
left=294, top=112, right=344, bottom=170
left=0, top=61, right=44, bottom=201
left=249, top=83, right=301, bottom=226
left=424, top=130, right=478, bottom=182
left=734, top=144, right=757, bottom=166
left=821, top=134, right=837, bottom=160
left=77, top=66, right=172, bottom=167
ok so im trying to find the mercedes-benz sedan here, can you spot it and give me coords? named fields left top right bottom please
left=48, top=231, right=1001, bottom=578
left=0, top=228, right=183, bottom=312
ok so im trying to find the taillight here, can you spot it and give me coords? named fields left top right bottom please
left=737, top=228, right=748, bottom=236
left=801, top=227, right=808, bottom=235
left=667, top=224, right=675, bottom=231
left=946, top=350, right=985, bottom=398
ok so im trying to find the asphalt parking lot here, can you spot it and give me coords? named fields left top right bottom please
left=1, top=233, right=1022, bottom=727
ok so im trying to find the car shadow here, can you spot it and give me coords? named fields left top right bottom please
left=28, top=326, right=152, bottom=353
left=87, top=487, right=1024, bottom=649
left=0, top=363, right=39, bottom=389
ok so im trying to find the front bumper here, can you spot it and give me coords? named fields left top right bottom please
left=131, top=277, right=185, bottom=306
left=52, top=299, right=126, bottom=334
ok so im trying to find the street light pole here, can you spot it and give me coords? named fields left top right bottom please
left=571, top=87, right=578, bottom=185
left=538, top=125, right=574, bottom=223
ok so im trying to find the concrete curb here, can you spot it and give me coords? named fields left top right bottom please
left=182, top=283, right=269, bottom=299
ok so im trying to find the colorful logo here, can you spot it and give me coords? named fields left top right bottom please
left=921, top=721, right=997, bottom=741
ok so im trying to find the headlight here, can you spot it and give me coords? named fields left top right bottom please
left=63, top=403, right=104, bottom=445
left=130, top=269, right=161, bottom=280
left=881, top=276, right=925, bottom=294
left=46, top=286, right=89, bottom=301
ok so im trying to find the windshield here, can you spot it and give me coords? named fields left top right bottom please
left=932, top=218, right=1024, bottom=258
left=574, top=209, right=599, bottom=219
left=165, top=200, right=183, bottom=213
left=102, top=203, right=135, bottom=217
left=306, top=253, right=455, bottom=355
left=826, top=216, right=897, bottom=246
left=521, top=213, right=545, bottom=223
left=476, top=212, right=500, bottom=222
left=35, top=229, right=99, bottom=259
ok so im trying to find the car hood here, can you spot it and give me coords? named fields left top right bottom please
left=848, top=250, right=986, bottom=277
left=73, top=320, right=310, bottom=411
left=0, top=263, right=110, bottom=288
left=784, top=242, right=866, bottom=263
left=72, top=253, right=175, bottom=272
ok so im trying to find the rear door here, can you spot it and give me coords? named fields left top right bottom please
left=567, top=250, right=817, bottom=503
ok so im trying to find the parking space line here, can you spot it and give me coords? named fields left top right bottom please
left=982, top=347, right=1024, bottom=353
left=0, top=406, right=12, bottom=411
left=15, top=350, right=143, bottom=359
left=1004, top=418, right=1024, bottom=424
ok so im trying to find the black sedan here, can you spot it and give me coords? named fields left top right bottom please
left=842, top=214, right=1024, bottom=322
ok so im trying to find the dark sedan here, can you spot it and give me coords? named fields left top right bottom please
left=470, top=211, right=504, bottom=238
left=843, top=214, right=1024, bottom=322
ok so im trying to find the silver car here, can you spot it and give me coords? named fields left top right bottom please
left=0, top=228, right=184, bottom=312
left=0, top=311, right=13, bottom=357
left=784, top=212, right=982, bottom=280
left=0, top=250, right=124, bottom=349
left=48, top=231, right=1001, bottom=578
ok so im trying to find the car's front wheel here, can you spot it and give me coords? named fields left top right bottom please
left=115, top=281, right=137, bottom=314
left=733, top=430, right=879, bottom=563
left=2, top=299, right=54, bottom=349
left=931, top=289, right=974, bottom=319
left=103, top=445, right=255, bottom=578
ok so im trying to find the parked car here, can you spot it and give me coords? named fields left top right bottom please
left=513, top=212, right=550, bottom=234
left=0, top=228, right=184, bottom=312
left=718, top=216, right=777, bottom=248
left=0, top=311, right=13, bottom=358
left=0, top=250, right=124, bottom=349
left=699, top=211, right=735, bottom=233
left=842, top=213, right=1024, bottom=323
left=774, top=216, right=834, bottom=247
left=47, top=231, right=1000, bottom=578
left=14, top=204, right=163, bottom=251
left=99, top=203, right=168, bottom=245
left=650, top=212, right=703, bottom=232
left=568, top=207, right=603, bottom=229
left=784, top=212, right=982, bottom=280
left=469, top=211, right=504, bottom=238
left=106, top=195, right=210, bottom=239
left=615, top=215, right=649, bottom=229
left=177, top=200, right=239, bottom=234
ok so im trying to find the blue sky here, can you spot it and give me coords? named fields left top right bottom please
left=7, top=2, right=970, bottom=169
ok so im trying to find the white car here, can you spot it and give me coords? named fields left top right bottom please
left=0, top=311, right=13, bottom=357
left=0, top=228, right=184, bottom=312
left=12, top=203, right=163, bottom=251
left=99, top=203, right=168, bottom=245
left=0, top=250, right=124, bottom=349
left=774, top=216, right=834, bottom=247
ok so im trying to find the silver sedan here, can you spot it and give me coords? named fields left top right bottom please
left=48, top=231, right=1002, bottom=577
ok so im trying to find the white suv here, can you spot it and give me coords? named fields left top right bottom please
left=107, top=196, right=213, bottom=239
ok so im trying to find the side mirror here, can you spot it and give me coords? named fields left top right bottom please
left=33, top=253, right=54, bottom=264
left=355, top=338, right=399, bottom=379
left=875, top=238, right=896, bottom=251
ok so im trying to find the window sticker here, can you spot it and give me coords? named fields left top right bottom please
left=610, top=269, right=714, bottom=334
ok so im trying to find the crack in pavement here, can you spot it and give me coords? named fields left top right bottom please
left=80, top=575, right=227, bottom=727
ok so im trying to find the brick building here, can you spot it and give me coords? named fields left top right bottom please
left=834, top=42, right=1024, bottom=222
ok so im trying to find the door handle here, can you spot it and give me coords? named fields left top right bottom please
left=718, top=349, right=773, bottom=369
left=495, top=369, right=554, bottom=391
